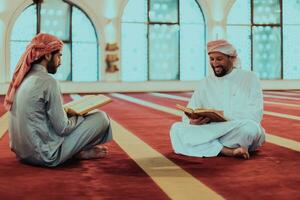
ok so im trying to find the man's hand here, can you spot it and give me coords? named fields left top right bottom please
left=189, top=116, right=211, bottom=125
left=66, top=111, right=77, bottom=118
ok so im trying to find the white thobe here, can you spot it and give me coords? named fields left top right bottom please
left=9, top=64, right=112, bottom=167
left=170, top=68, right=265, bottom=157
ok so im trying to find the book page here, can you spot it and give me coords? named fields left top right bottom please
left=63, top=95, right=93, bottom=109
left=176, top=104, right=194, bottom=114
left=65, top=95, right=112, bottom=115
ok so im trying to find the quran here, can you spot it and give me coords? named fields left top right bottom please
left=176, top=104, right=227, bottom=122
left=64, top=95, right=112, bottom=116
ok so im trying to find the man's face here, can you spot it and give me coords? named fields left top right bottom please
left=209, top=52, right=233, bottom=77
left=47, top=51, right=62, bottom=74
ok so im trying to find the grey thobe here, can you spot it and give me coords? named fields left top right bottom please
left=9, top=64, right=112, bottom=167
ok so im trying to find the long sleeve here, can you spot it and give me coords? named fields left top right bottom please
left=46, top=79, right=84, bottom=136
left=243, top=75, right=264, bottom=122
left=230, top=74, right=263, bottom=123
left=182, top=84, right=205, bottom=123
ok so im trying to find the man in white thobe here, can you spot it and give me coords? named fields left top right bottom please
left=5, top=33, right=112, bottom=167
left=170, top=39, right=265, bottom=159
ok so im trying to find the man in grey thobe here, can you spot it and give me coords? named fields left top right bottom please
left=5, top=33, right=112, bottom=167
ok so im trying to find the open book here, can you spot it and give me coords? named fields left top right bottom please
left=176, top=104, right=227, bottom=122
left=63, top=94, right=112, bottom=116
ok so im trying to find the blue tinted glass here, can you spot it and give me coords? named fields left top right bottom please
left=149, top=25, right=179, bottom=80
left=10, top=41, right=30, bottom=79
left=72, top=43, right=98, bottom=81
left=253, top=26, right=281, bottom=79
left=11, top=5, right=36, bottom=41
left=72, top=7, right=97, bottom=42
left=283, top=0, right=300, bottom=79
left=72, top=7, right=99, bottom=81
left=180, top=24, right=206, bottom=80
left=227, top=26, right=251, bottom=71
left=121, top=23, right=148, bottom=81
left=227, top=0, right=250, bottom=25
left=40, top=0, right=70, bottom=40
left=54, top=44, right=71, bottom=81
left=180, top=0, right=204, bottom=24
left=122, top=0, right=147, bottom=23
left=149, top=0, right=178, bottom=23
left=283, top=0, right=300, bottom=25
left=283, top=25, right=300, bottom=79
left=253, top=0, right=280, bottom=24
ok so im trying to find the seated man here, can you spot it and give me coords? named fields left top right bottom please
left=5, top=33, right=112, bottom=167
left=170, top=39, right=265, bottom=159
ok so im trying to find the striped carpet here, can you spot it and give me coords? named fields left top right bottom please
left=0, top=91, right=299, bottom=199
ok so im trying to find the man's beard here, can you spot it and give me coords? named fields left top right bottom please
left=47, top=58, right=59, bottom=74
left=213, top=66, right=227, bottom=77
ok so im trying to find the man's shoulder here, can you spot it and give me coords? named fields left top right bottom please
left=236, top=69, right=258, bottom=78
left=27, top=71, right=58, bottom=90
left=193, top=77, right=211, bottom=92
left=35, top=71, right=57, bottom=83
left=197, top=76, right=210, bottom=85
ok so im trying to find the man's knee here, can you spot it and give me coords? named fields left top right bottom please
left=170, top=122, right=184, bottom=138
left=87, top=111, right=110, bottom=133
left=95, top=111, right=110, bottom=130
left=170, top=122, right=180, bottom=133
left=240, top=120, right=261, bottom=140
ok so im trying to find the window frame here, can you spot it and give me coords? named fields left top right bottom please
left=10, top=0, right=100, bottom=81
left=250, top=0, right=283, bottom=79
left=145, top=0, right=207, bottom=81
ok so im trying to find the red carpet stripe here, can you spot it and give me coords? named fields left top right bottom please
left=264, top=92, right=300, bottom=98
left=261, top=116, right=300, bottom=141
left=282, top=90, right=300, bottom=94
left=264, top=97, right=300, bottom=104
left=264, top=104, right=300, bottom=116
left=264, top=92, right=300, bottom=97
left=102, top=95, right=300, bottom=200
left=0, top=95, right=170, bottom=200
left=265, top=90, right=300, bottom=93
left=164, top=92, right=192, bottom=98
left=124, top=93, right=188, bottom=109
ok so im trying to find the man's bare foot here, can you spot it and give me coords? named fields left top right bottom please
left=221, top=146, right=250, bottom=159
left=232, top=147, right=250, bottom=159
left=76, top=145, right=108, bottom=160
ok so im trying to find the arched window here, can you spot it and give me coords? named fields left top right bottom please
left=228, top=0, right=287, bottom=80
left=121, top=0, right=206, bottom=82
left=252, top=0, right=282, bottom=80
left=283, top=0, right=300, bottom=79
left=227, top=0, right=251, bottom=71
left=10, top=0, right=99, bottom=82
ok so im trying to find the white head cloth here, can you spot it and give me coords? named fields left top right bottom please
left=207, top=39, right=241, bottom=68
